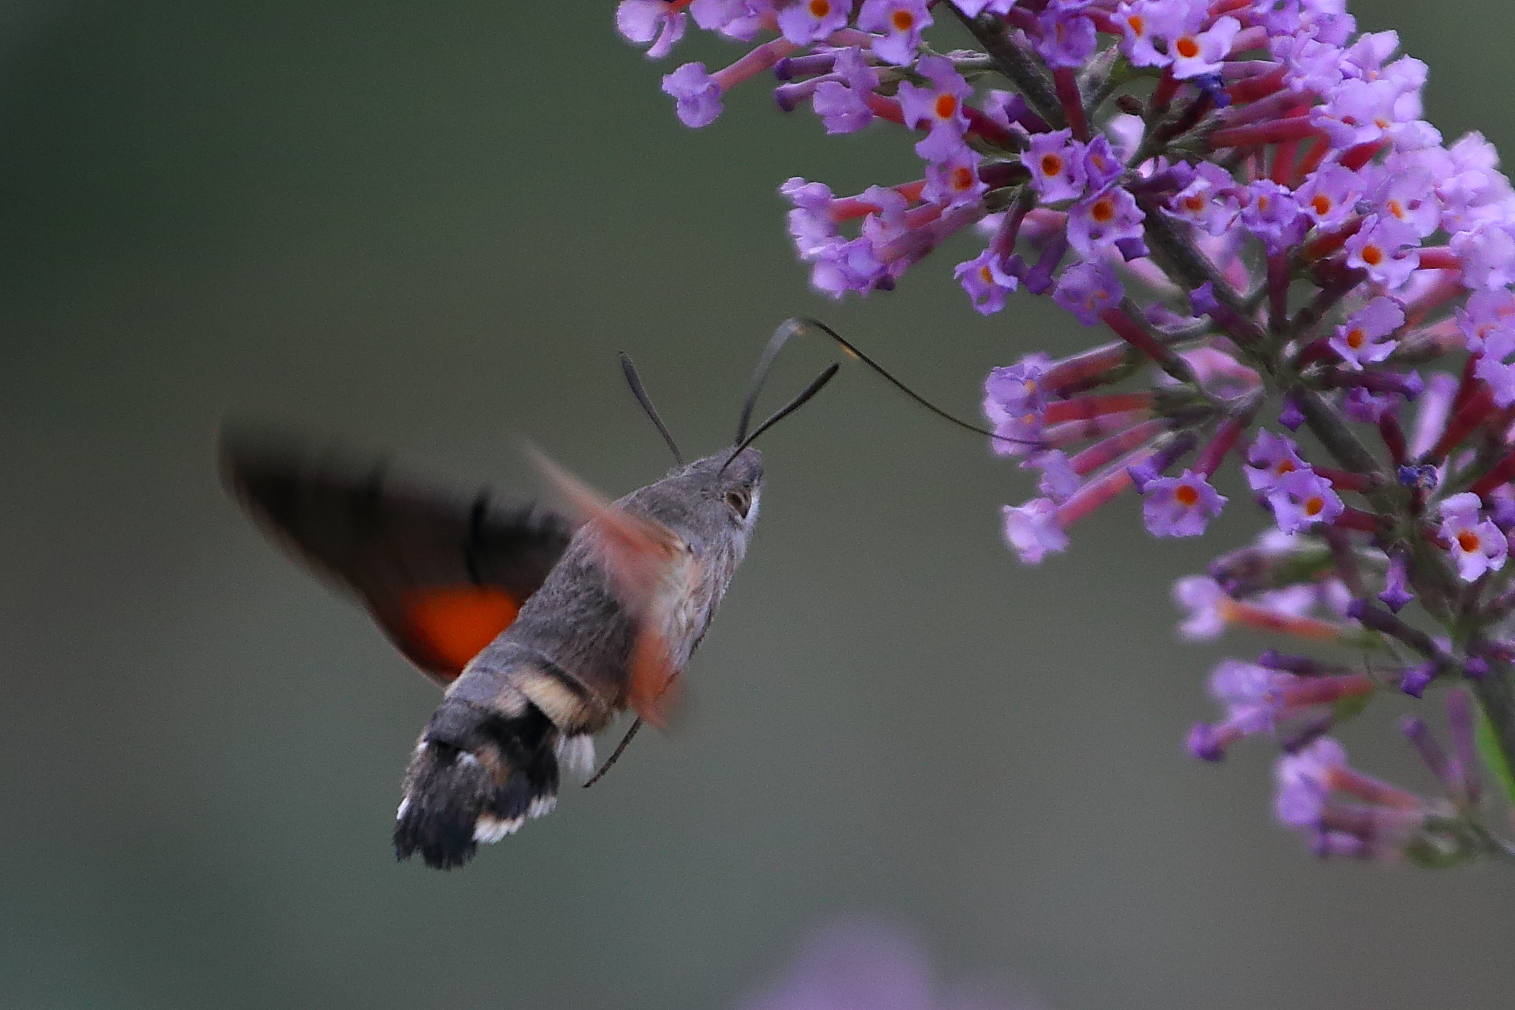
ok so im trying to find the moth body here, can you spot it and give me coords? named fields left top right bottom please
left=392, top=448, right=763, bottom=868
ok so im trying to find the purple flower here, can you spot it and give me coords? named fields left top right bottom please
left=733, top=917, right=1043, bottom=1010
left=1051, top=259, right=1122, bottom=325
left=1295, top=162, right=1364, bottom=229
left=1173, top=575, right=1227, bottom=641
left=810, top=46, right=879, bottom=134
left=1081, top=135, right=1123, bottom=192
left=955, top=247, right=1019, bottom=315
left=1022, top=129, right=1087, bottom=204
left=1274, top=737, right=1428, bottom=860
left=777, top=0, right=853, bottom=45
left=1168, top=16, right=1241, bottom=80
left=1474, top=330, right=1515, bottom=408
left=1166, top=162, right=1240, bottom=236
left=1142, top=469, right=1227, bottom=537
left=948, top=0, right=1019, bottom=16
left=1344, top=216, right=1422, bottom=290
left=1239, top=180, right=1308, bottom=254
left=1244, top=429, right=1307, bottom=492
left=983, top=354, right=1050, bottom=452
left=1114, top=0, right=1180, bottom=69
left=782, top=177, right=839, bottom=257
left=617, top=0, right=687, bottom=59
left=1329, top=296, right=1405, bottom=369
left=690, top=0, right=767, bottom=39
left=1002, top=498, right=1068, bottom=564
left=897, top=56, right=971, bottom=164
left=1379, top=550, right=1414, bottom=612
left=857, top=0, right=932, bottom=66
left=662, top=62, right=723, bottom=127
left=1438, top=491, right=1508, bottom=581
left=1267, top=470, right=1345, bottom=534
left=1034, top=4, right=1097, bottom=69
left=923, top=148, right=987, bottom=209
left=1067, top=186, right=1145, bottom=259
left=1023, top=449, right=1081, bottom=503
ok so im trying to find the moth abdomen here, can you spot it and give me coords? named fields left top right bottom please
left=393, top=694, right=586, bottom=870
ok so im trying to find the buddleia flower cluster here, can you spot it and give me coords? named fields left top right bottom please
left=617, top=0, right=1515, bottom=864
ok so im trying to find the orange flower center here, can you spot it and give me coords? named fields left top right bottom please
left=1361, top=244, right=1385, bottom=266
left=892, top=9, right=915, bottom=31
left=1127, top=14, right=1146, bottom=34
left=1090, top=196, right=1116, bottom=223
left=1175, top=36, right=1200, bottom=59
left=1459, top=530, right=1482, bottom=552
left=1175, top=484, right=1200, bottom=507
left=951, top=166, right=975, bottom=190
left=1305, top=496, right=1325, bottom=517
left=1040, top=153, right=1064, bottom=176
left=810, top=0, right=831, bottom=16
left=1346, top=327, right=1366, bottom=349
left=1183, top=194, right=1205, bottom=212
left=1388, top=198, right=1406, bottom=220
left=934, top=93, right=958, bottom=119
left=1310, top=194, right=1332, bottom=215
left=1277, top=460, right=1297, bottom=476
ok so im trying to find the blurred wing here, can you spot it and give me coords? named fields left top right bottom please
left=529, top=446, right=686, bottom=728
left=221, top=425, right=574, bottom=686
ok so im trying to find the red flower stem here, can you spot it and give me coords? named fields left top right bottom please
left=1150, top=68, right=1179, bottom=115
left=1212, top=0, right=1255, bottom=17
left=1378, top=414, right=1408, bottom=466
left=1416, top=246, right=1460, bottom=271
left=713, top=38, right=799, bottom=90
left=1042, top=410, right=1153, bottom=448
left=1470, top=445, right=1515, bottom=498
left=1430, top=385, right=1496, bottom=462
left=1207, top=117, right=1321, bottom=149
left=1194, top=416, right=1247, bottom=477
left=1334, top=507, right=1390, bottom=533
left=1292, top=136, right=1330, bottom=182
left=1271, top=132, right=1300, bottom=184
left=1053, top=68, right=1089, bottom=141
left=1218, top=598, right=1344, bottom=641
left=1327, top=766, right=1423, bottom=809
left=830, top=180, right=928, bottom=221
left=1056, top=448, right=1148, bottom=527
left=1042, top=392, right=1155, bottom=424
left=1302, top=216, right=1364, bottom=261
left=1293, top=336, right=1337, bottom=369
left=1267, top=250, right=1290, bottom=324
left=1403, top=269, right=1466, bottom=325
left=1225, top=64, right=1287, bottom=104
left=1340, top=140, right=1386, bottom=171
left=1040, top=342, right=1133, bottom=394
left=1098, top=305, right=1196, bottom=385
left=1067, top=419, right=1167, bottom=475
left=1315, top=467, right=1377, bottom=493
left=1451, top=353, right=1480, bottom=416
left=1280, top=673, right=1376, bottom=708
left=864, top=92, right=907, bottom=126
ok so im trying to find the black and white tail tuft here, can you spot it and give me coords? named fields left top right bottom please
left=393, top=700, right=562, bottom=870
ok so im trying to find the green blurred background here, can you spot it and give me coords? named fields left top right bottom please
left=2, top=2, right=1512, bottom=1007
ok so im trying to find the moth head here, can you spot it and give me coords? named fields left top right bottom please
left=628, top=448, right=763, bottom=558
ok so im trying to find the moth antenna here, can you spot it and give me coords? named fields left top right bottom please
left=619, top=352, right=684, bottom=466
left=735, top=318, right=808, bottom=445
left=788, top=317, right=1034, bottom=448
left=722, top=362, right=840, bottom=472
left=582, top=717, right=644, bottom=789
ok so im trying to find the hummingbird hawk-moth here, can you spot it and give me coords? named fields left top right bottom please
left=222, top=328, right=838, bottom=869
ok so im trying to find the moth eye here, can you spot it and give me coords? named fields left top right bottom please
left=724, top=489, right=751, bottom=518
